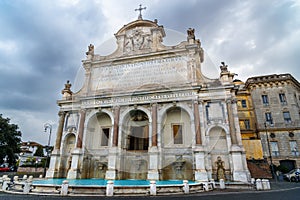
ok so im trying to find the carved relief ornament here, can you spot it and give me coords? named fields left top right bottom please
left=124, top=28, right=152, bottom=53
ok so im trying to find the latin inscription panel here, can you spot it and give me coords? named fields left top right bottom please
left=91, top=56, right=188, bottom=90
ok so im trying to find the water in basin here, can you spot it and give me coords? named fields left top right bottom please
left=33, top=179, right=196, bottom=186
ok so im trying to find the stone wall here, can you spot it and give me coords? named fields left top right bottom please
left=17, top=167, right=44, bottom=173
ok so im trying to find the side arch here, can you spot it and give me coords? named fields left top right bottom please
left=60, top=133, right=76, bottom=178
left=206, top=125, right=231, bottom=181
left=158, top=102, right=195, bottom=147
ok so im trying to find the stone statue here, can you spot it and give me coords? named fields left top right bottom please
left=86, top=44, right=94, bottom=55
left=187, top=28, right=195, bottom=40
left=215, top=156, right=226, bottom=181
left=124, top=37, right=133, bottom=52
left=141, top=35, right=152, bottom=49
left=133, top=29, right=143, bottom=50
left=65, top=80, right=71, bottom=90
left=220, top=62, right=229, bottom=73
left=61, top=80, right=73, bottom=99
left=67, top=156, right=72, bottom=171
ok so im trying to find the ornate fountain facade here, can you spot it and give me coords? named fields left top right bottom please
left=46, top=16, right=250, bottom=183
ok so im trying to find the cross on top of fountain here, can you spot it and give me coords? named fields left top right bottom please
left=135, top=4, right=146, bottom=20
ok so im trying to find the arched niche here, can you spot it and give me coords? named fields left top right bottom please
left=208, top=126, right=230, bottom=181
left=161, top=106, right=192, bottom=147
left=119, top=109, right=150, bottom=180
left=121, top=109, right=150, bottom=151
left=60, top=133, right=76, bottom=178
left=86, top=112, right=113, bottom=149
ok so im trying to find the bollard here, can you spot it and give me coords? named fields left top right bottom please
left=202, top=182, right=209, bottom=191
left=261, top=179, right=267, bottom=190
left=13, top=176, right=19, bottom=182
left=23, top=181, right=32, bottom=194
left=150, top=180, right=157, bottom=196
left=22, top=175, right=28, bottom=181
left=106, top=180, right=114, bottom=196
left=61, top=180, right=69, bottom=196
left=2, top=180, right=9, bottom=191
left=256, top=179, right=262, bottom=190
left=262, top=179, right=270, bottom=190
left=209, top=179, right=216, bottom=189
left=219, top=179, right=225, bottom=189
left=28, top=176, right=33, bottom=182
left=183, top=180, right=189, bottom=194
left=251, top=178, right=255, bottom=185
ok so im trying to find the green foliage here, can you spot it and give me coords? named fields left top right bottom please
left=0, top=114, right=22, bottom=165
left=34, top=145, right=45, bottom=157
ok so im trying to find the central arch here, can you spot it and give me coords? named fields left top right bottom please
left=119, top=109, right=150, bottom=179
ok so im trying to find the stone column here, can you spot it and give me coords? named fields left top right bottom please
left=231, top=100, right=243, bottom=146
left=227, top=100, right=250, bottom=182
left=226, top=100, right=237, bottom=145
left=106, top=106, right=120, bottom=180
left=194, top=101, right=201, bottom=145
left=194, top=146, right=208, bottom=181
left=151, top=103, right=157, bottom=146
left=193, top=101, right=207, bottom=181
left=113, top=106, right=120, bottom=147
left=46, top=111, right=66, bottom=178
left=198, top=101, right=205, bottom=143
left=76, top=109, right=86, bottom=148
left=148, top=103, right=159, bottom=180
left=55, top=111, right=66, bottom=150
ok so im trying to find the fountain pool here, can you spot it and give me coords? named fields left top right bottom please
left=30, top=179, right=207, bottom=196
left=33, top=179, right=196, bottom=186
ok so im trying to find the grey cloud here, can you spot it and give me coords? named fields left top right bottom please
left=0, top=1, right=106, bottom=114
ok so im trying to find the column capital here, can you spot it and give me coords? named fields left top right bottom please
left=80, top=108, right=87, bottom=113
left=226, top=98, right=237, bottom=104
left=55, top=111, right=67, bottom=150
left=150, top=102, right=158, bottom=106
left=58, top=111, right=67, bottom=117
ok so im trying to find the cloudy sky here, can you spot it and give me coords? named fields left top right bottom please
left=0, top=0, right=299, bottom=145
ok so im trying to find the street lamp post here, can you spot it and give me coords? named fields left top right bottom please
left=3, top=155, right=8, bottom=166
left=35, top=160, right=38, bottom=172
left=43, top=123, right=52, bottom=178
left=264, top=122, right=276, bottom=180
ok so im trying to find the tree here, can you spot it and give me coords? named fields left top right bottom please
left=33, top=145, right=44, bottom=157
left=0, top=114, right=22, bottom=166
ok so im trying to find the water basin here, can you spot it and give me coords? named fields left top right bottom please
left=33, top=179, right=196, bottom=186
